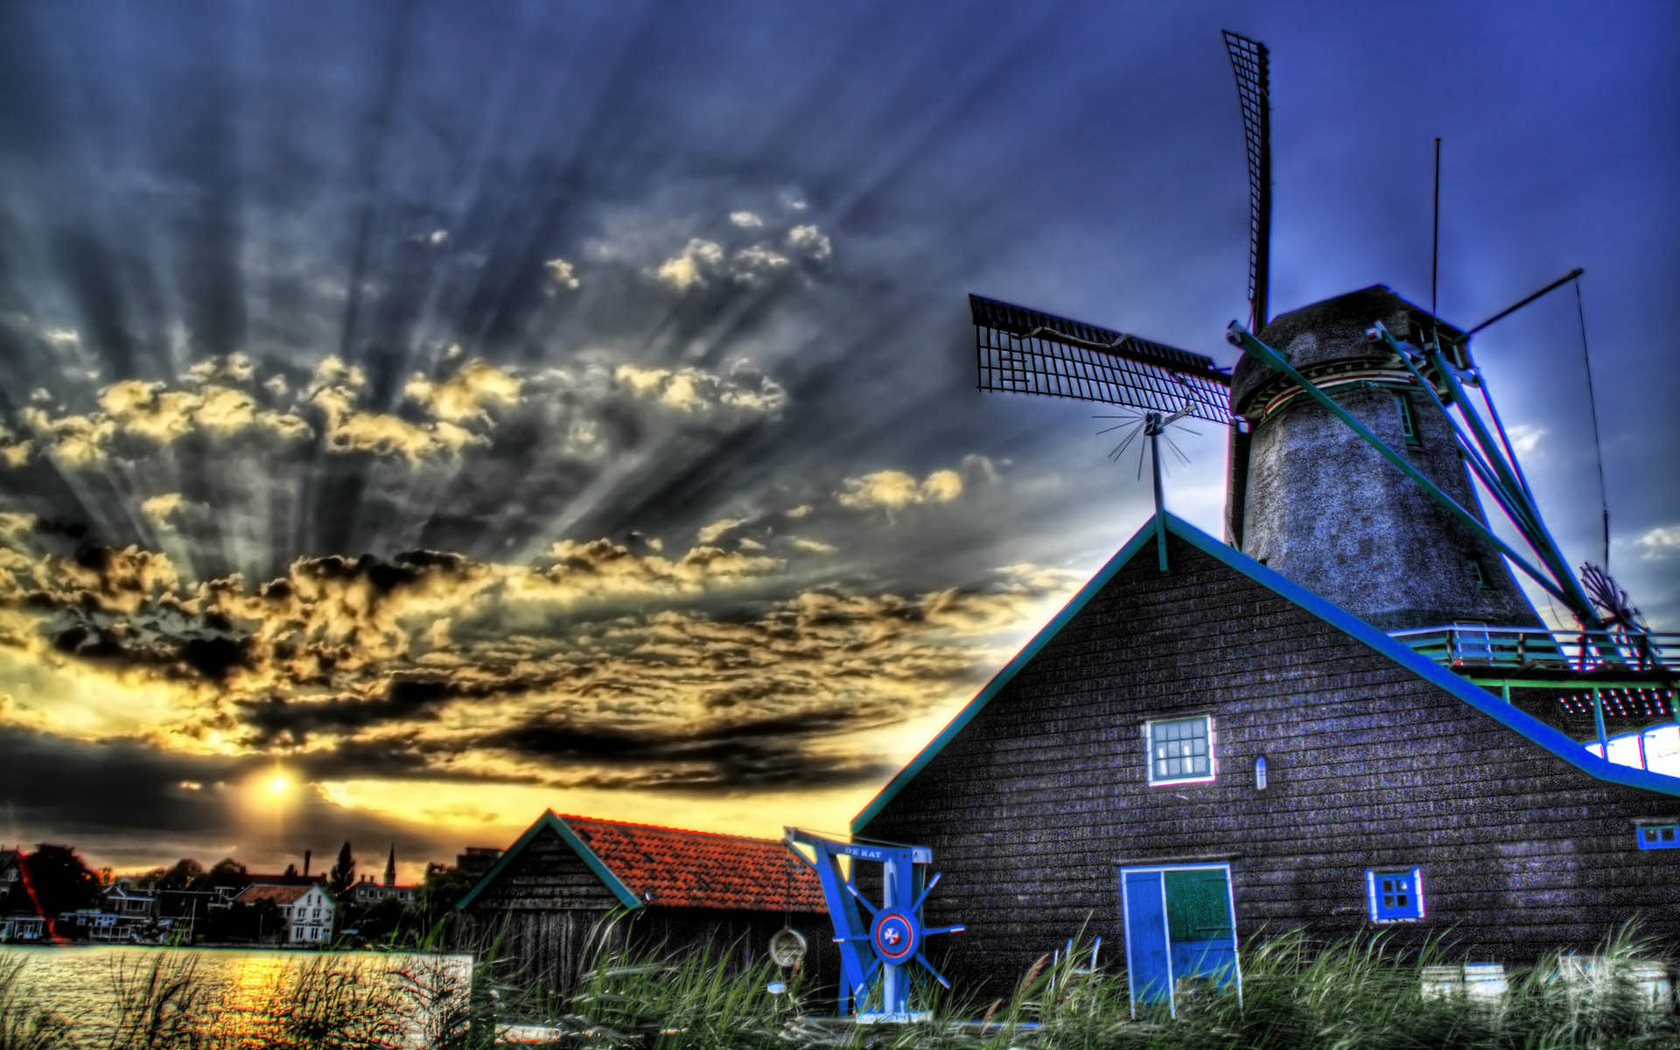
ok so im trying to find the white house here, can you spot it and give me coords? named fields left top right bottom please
left=234, top=882, right=335, bottom=945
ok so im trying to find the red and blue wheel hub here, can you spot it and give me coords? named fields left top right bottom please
left=872, top=910, right=918, bottom=963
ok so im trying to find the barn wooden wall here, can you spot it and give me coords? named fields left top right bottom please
left=460, top=824, right=624, bottom=1002
left=860, top=531, right=1680, bottom=996
left=461, top=823, right=838, bottom=1006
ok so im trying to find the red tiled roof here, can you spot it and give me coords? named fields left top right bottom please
left=234, top=883, right=316, bottom=906
left=560, top=815, right=826, bottom=913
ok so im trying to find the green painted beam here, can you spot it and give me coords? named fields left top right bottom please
left=1225, top=323, right=1578, bottom=613
left=1419, top=339, right=1599, bottom=625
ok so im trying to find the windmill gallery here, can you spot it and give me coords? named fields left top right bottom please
left=457, top=32, right=1679, bottom=1017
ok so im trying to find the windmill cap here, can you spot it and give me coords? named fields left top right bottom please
left=1230, top=285, right=1467, bottom=416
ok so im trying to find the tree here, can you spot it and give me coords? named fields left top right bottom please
left=159, top=858, right=206, bottom=890
left=205, top=857, right=248, bottom=890
left=22, top=845, right=102, bottom=933
left=328, top=841, right=355, bottom=896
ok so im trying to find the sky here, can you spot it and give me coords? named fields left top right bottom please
left=0, top=0, right=1675, bottom=881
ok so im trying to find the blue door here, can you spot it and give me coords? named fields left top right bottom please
left=1122, top=870, right=1172, bottom=1006
left=1120, top=864, right=1239, bottom=1014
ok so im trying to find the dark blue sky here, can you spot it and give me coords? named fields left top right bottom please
left=0, top=0, right=1674, bottom=871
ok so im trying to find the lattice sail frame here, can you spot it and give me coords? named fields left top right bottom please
left=1222, top=30, right=1272, bottom=333
left=970, top=293, right=1233, bottom=424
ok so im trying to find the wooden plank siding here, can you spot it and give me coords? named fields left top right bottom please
left=859, top=531, right=1680, bottom=997
left=462, top=823, right=839, bottom=1005
left=462, top=824, right=624, bottom=1001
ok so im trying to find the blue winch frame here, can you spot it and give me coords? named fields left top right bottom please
left=783, top=827, right=964, bottom=1022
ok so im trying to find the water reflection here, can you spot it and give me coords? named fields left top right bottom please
left=1, top=945, right=472, bottom=1048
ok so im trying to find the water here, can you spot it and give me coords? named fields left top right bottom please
left=0, top=945, right=473, bottom=1047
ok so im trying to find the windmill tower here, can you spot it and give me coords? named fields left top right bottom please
left=976, top=31, right=1603, bottom=635
left=969, top=31, right=1674, bottom=757
left=1230, top=287, right=1540, bottom=631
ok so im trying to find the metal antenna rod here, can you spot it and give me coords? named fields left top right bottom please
left=1574, top=278, right=1611, bottom=571
left=1431, top=137, right=1441, bottom=316
left=1462, top=267, right=1585, bottom=338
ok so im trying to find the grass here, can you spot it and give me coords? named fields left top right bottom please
left=0, top=923, right=1674, bottom=1049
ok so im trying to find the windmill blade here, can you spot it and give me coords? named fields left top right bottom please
left=970, top=293, right=1232, bottom=424
left=1222, top=30, right=1271, bottom=333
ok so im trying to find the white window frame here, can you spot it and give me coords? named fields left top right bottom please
left=1145, top=715, right=1217, bottom=786
left=1365, top=867, right=1426, bottom=923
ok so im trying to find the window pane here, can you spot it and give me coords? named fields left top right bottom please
left=1149, top=717, right=1212, bottom=782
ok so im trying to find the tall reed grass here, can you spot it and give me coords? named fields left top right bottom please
left=1, top=922, right=1673, bottom=1048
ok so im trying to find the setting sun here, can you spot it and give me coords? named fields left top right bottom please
left=267, top=773, right=292, bottom=796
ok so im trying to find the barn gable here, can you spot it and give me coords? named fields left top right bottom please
left=853, top=511, right=1679, bottom=990
left=855, top=511, right=1680, bottom=834
left=456, top=811, right=638, bottom=912
left=457, top=810, right=825, bottom=913
left=456, top=810, right=832, bottom=1004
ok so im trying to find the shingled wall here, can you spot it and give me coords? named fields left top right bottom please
left=858, top=530, right=1680, bottom=996
left=462, top=823, right=623, bottom=1000
left=461, top=822, right=838, bottom=1004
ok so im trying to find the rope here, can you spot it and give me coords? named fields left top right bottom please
left=1574, top=277, right=1611, bottom=570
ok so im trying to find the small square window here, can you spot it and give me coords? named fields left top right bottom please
left=1146, top=717, right=1216, bottom=785
left=1367, top=868, right=1425, bottom=922
left=1394, top=393, right=1420, bottom=447
left=1637, top=824, right=1680, bottom=850
left=1468, top=557, right=1491, bottom=589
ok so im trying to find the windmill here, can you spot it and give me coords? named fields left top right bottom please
left=970, top=32, right=1676, bottom=759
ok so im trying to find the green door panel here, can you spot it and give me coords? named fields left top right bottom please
left=1164, top=869, right=1232, bottom=942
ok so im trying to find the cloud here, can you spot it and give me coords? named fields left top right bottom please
left=0, top=724, right=458, bottom=873
left=788, top=224, right=833, bottom=262
left=652, top=238, right=725, bottom=290
left=0, top=514, right=1076, bottom=796
left=1637, top=525, right=1680, bottom=560
left=696, top=516, right=748, bottom=545
left=544, top=258, right=580, bottom=290
left=612, top=362, right=787, bottom=418
left=838, top=467, right=964, bottom=511
left=729, top=211, right=764, bottom=228
left=1505, top=424, right=1544, bottom=457
left=43, top=328, right=80, bottom=350
left=731, top=244, right=791, bottom=283
left=789, top=536, right=836, bottom=554
left=140, top=493, right=185, bottom=528
left=403, top=360, right=523, bottom=425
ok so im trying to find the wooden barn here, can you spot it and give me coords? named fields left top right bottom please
left=852, top=511, right=1680, bottom=1006
left=456, top=811, right=833, bottom=1000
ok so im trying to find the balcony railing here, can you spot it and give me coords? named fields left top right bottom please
left=1389, top=625, right=1680, bottom=678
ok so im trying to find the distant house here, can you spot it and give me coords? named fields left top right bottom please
left=348, top=876, right=419, bottom=906
left=102, top=881, right=156, bottom=918
left=347, top=845, right=419, bottom=906
left=0, top=915, right=45, bottom=942
left=854, top=513, right=1680, bottom=1006
left=1, top=851, right=53, bottom=943
left=236, top=883, right=335, bottom=946
left=457, top=812, right=832, bottom=1001
left=455, top=847, right=504, bottom=877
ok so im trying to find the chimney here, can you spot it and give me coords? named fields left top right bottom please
left=303, top=850, right=311, bottom=877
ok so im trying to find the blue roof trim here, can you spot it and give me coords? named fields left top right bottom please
left=852, top=511, right=1680, bottom=833
left=455, top=810, right=643, bottom=911
left=1161, top=514, right=1680, bottom=799
left=852, top=521, right=1164, bottom=832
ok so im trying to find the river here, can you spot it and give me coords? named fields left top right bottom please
left=0, top=945, right=474, bottom=1047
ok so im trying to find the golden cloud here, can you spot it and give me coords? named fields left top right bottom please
left=837, top=467, right=963, bottom=511
left=403, top=359, right=523, bottom=425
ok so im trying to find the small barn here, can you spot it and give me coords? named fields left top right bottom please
left=853, top=511, right=1680, bottom=1004
left=456, top=811, right=832, bottom=1000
